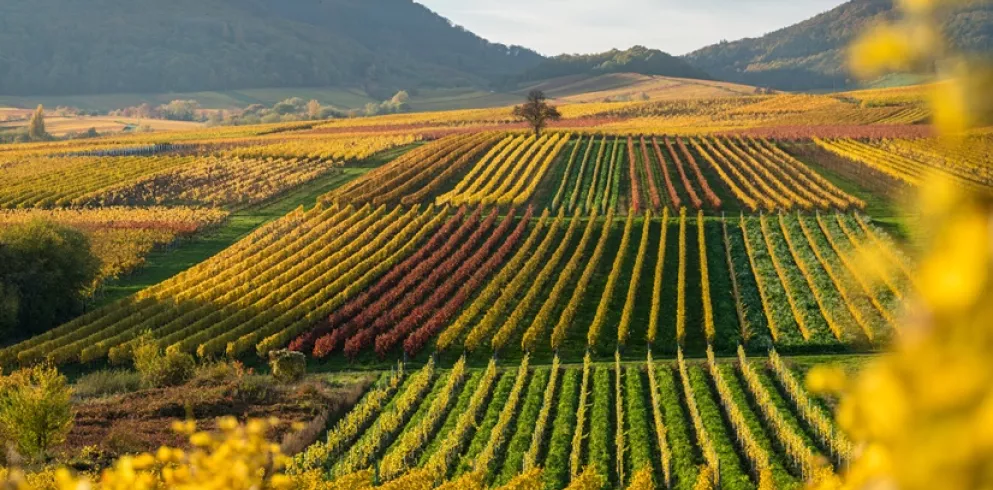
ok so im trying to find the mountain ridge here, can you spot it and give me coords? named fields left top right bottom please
left=505, top=46, right=711, bottom=88
left=683, top=0, right=993, bottom=91
left=0, top=0, right=544, bottom=97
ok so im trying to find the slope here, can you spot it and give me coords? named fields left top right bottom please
left=0, top=0, right=543, bottom=97
left=508, top=47, right=711, bottom=89
left=684, top=0, right=993, bottom=91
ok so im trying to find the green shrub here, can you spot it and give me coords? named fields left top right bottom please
left=0, top=220, right=100, bottom=338
left=133, top=338, right=194, bottom=388
left=73, top=369, right=142, bottom=399
left=0, top=365, right=75, bottom=461
left=268, top=350, right=306, bottom=383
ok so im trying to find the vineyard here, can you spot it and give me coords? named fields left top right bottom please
left=287, top=350, right=848, bottom=490
left=321, top=133, right=865, bottom=214
left=0, top=123, right=940, bottom=371
left=0, top=201, right=910, bottom=367
left=0, top=134, right=417, bottom=209
left=813, top=136, right=993, bottom=192
left=0, top=207, right=227, bottom=282
left=0, top=85, right=987, bottom=488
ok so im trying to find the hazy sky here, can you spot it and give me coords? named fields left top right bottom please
left=418, top=0, right=847, bottom=56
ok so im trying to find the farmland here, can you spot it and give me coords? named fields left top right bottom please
left=0, top=86, right=985, bottom=488
left=288, top=350, right=853, bottom=490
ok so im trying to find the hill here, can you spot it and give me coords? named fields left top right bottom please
left=506, top=46, right=711, bottom=89
left=533, top=73, right=762, bottom=103
left=684, top=0, right=993, bottom=91
left=0, top=0, right=543, bottom=97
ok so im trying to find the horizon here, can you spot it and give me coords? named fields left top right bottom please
left=419, top=0, right=848, bottom=56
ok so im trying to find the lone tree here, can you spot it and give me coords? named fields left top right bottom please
left=513, top=90, right=561, bottom=138
left=27, top=105, right=47, bottom=141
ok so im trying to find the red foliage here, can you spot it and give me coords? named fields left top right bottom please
left=650, top=137, right=682, bottom=210
left=309, top=207, right=481, bottom=358
left=342, top=208, right=500, bottom=360
left=291, top=206, right=470, bottom=354
left=664, top=137, right=703, bottom=209
left=304, top=117, right=622, bottom=139
left=675, top=137, right=722, bottom=208
left=638, top=136, right=663, bottom=210
left=402, top=206, right=533, bottom=358
left=627, top=137, right=642, bottom=214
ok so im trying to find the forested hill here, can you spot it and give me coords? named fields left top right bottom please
left=0, top=0, right=544, bottom=97
left=507, top=46, right=711, bottom=87
left=684, top=0, right=993, bottom=91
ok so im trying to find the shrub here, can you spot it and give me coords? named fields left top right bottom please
left=73, top=369, right=142, bottom=399
left=133, top=337, right=195, bottom=388
left=233, top=375, right=274, bottom=404
left=0, top=220, right=100, bottom=338
left=105, top=421, right=155, bottom=455
left=191, top=360, right=249, bottom=387
left=0, top=365, right=75, bottom=461
left=280, top=411, right=329, bottom=455
left=268, top=350, right=306, bottom=383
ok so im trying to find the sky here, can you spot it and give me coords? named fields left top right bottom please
left=417, top=0, right=847, bottom=56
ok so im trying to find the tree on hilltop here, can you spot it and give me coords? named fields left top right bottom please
left=513, top=90, right=561, bottom=138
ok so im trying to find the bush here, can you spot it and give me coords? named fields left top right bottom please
left=105, top=421, right=154, bottom=455
left=133, top=338, right=195, bottom=388
left=233, top=375, right=274, bottom=404
left=73, top=369, right=142, bottom=399
left=268, top=350, right=306, bottom=383
left=191, top=360, right=249, bottom=387
left=0, top=220, right=100, bottom=339
left=0, top=365, right=75, bottom=461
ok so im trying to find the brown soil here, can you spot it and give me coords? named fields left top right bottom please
left=56, top=375, right=373, bottom=465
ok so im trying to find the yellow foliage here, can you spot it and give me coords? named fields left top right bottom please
left=434, top=472, right=484, bottom=490
left=624, top=466, right=654, bottom=490
left=563, top=467, right=605, bottom=490
left=849, top=24, right=919, bottom=78
left=815, top=190, right=993, bottom=490
left=494, top=468, right=542, bottom=490
left=8, top=419, right=293, bottom=490
left=820, top=3, right=993, bottom=488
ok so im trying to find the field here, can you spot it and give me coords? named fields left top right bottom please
left=0, top=116, right=203, bottom=136
left=0, top=83, right=988, bottom=488
left=0, top=207, right=227, bottom=283
left=0, top=74, right=761, bottom=116
left=288, top=350, right=854, bottom=489
left=549, top=74, right=762, bottom=103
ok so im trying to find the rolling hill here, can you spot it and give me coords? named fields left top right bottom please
left=0, top=0, right=544, bottom=97
left=507, top=46, right=711, bottom=88
left=684, top=0, right=993, bottom=91
left=0, top=3, right=734, bottom=101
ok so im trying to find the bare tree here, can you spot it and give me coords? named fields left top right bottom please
left=512, top=90, right=561, bottom=138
